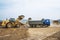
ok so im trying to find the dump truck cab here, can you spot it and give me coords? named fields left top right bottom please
left=43, top=19, right=50, bottom=26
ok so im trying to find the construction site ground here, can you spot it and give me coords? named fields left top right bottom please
left=0, top=26, right=60, bottom=40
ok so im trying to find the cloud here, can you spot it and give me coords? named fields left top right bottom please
left=0, top=0, right=60, bottom=20
left=0, top=0, right=17, bottom=9
left=0, top=0, right=24, bottom=19
left=23, top=0, right=60, bottom=19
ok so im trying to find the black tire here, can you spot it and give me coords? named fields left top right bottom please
left=30, top=24, right=33, bottom=28
left=6, top=22, right=13, bottom=28
left=43, top=25, right=48, bottom=28
left=15, top=24, right=20, bottom=28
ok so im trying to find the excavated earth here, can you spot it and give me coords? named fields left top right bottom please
left=43, top=31, right=60, bottom=40
left=0, top=25, right=28, bottom=40
left=0, top=26, right=60, bottom=40
left=28, top=27, right=60, bottom=40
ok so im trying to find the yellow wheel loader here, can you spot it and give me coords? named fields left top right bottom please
left=0, top=15, right=25, bottom=28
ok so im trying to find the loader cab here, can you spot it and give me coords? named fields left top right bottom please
left=9, top=18, right=15, bottom=22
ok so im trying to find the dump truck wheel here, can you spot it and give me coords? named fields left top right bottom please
left=43, top=25, right=48, bottom=28
left=6, top=22, right=13, bottom=28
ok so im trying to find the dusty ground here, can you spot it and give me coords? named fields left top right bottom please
left=43, top=31, right=60, bottom=40
left=0, top=27, right=28, bottom=40
left=0, top=27, right=60, bottom=40
left=28, top=27, right=60, bottom=40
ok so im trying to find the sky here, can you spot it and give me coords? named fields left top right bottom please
left=0, top=0, right=60, bottom=20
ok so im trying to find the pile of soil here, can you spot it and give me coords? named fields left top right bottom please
left=43, top=31, right=60, bottom=40
left=0, top=25, right=29, bottom=40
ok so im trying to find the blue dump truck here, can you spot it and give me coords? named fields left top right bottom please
left=28, top=19, right=50, bottom=28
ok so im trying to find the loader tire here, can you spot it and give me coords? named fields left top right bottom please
left=15, top=24, right=20, bottom=28
left=6, top=22, right=13, bottom=28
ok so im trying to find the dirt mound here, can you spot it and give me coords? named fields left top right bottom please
left=0, top=25, right=29, bottom=40
left=43, top=31, right=60, bottom=40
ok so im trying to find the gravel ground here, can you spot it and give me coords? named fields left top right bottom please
left=0, top=27, right=60, bottom=40
left=43, top=31, right=60, bottom=40
left=28, top=27, right=60, bottom=40
left=0, top=25, right=29, bottom=40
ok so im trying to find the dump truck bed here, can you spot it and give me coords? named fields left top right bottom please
left=28, top=20, right=43, bottom=24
